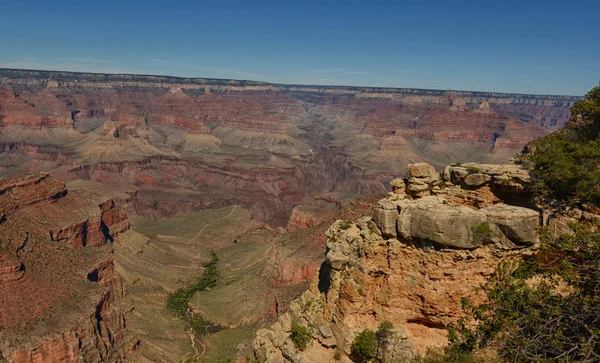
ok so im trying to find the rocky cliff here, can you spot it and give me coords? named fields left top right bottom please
left=251, top=161, right=593, bottom=362
left=0, top=173, right=137, bottom=362
left=0, top=68, right=578, bottom=227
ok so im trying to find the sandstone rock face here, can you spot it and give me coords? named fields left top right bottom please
left=0, top=174, right=136, bottom=362
left=373, top=198, right=407, bottom=238
left=408, top=163, right=438, bottom=179
left=252, top=214, right=536, bottom=362
left=286, top=204, right=337, bottom=232
left=482, top=204, right=540, bottom=246
left=375, top=162, right=540, bottom=248
left=397, top=196, right=488, bottom=249
left=444, top=163, right=530, bottom=194
left=389, top=178, right=406, bottom=195
left=252, top=162, right=546, bottom=362
left=464, top=173, right=492, bottom=187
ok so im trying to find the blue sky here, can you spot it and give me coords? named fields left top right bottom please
left=1, top=0, right=598, bottom=95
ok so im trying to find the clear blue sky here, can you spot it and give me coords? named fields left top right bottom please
left=1, top=0, right=598, bottom=95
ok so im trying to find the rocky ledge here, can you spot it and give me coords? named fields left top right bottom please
left=252, top=162, right=597, bottom=362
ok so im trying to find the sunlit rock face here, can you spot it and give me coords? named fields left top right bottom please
left=0, top=69, right=577, bottom=228
left=0, top=173, right=136, bottom=363
left=252, top=162, right=547, bottom=362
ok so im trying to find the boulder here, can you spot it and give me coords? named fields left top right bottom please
left=389, top=178, right=406, bottom=195
left=375, top=198, right=408, bottom=237
left=442, top=165, right=452, bottom=183
left=464, top=173, right=492, bottom=188
left=406, top=163, right=441, bottom=198
left=375, top=208, right=399, bottom=237
left=397, top=196, right=489, bottom=249
left=482, top=204, right=540, bottom=246
left=408, top=163, right=437, bottom=179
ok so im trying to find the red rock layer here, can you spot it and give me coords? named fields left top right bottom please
left=0, top=173, right=135, bottom=362
left=0, top=69, right=578, bottom=227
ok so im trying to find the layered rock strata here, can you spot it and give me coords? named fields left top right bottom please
left=0, top=68, right=578, bottom=226
left=0, top=174, right=136, bottom=362
left=252, top=162, right=544, bottom=362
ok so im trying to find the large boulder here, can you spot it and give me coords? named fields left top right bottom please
left=374, top=198, right=407, bottom=237
left=406, top=163, right=440, bottom=198
left=481, top=204, right=540, bottom=246
left=397, top=196, right=489, bottom=249
left=408, top=163, right=438, bottom=179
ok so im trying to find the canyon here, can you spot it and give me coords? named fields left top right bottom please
left=0, top=68, right=577, bottom=226
left=0, top=68, right=581, bottom=362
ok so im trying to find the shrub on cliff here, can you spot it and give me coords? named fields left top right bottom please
left=351, top=329, right=378, bottom=362
left=471, top=222, right=493, bottom=245
left=376, top=321, right=394, bottom=361
left=440, top=220, right=600, bottom=361
left=530, top=85, right=600, bottom=205
left=290, top=322, right=311, bottom=351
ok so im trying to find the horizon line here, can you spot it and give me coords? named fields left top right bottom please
left=0, top=67, right=583, bottom=98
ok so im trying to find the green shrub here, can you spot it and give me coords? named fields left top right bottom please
left=530, top=85, right=600, bottom=206
left=413, top=347, right=479, bottom=363
left=376, top=321, right=394, bottom=361
left=339, top=220, right=353, bottom=230
left=351, top=329, right=378, bottom=362
left=290, top=322, right=311, bottom=351
left=445, top=220, right=600, bottom=361
left=333, top=349, right=342, bottom=360
left=471, top=222, right=492, bottom=245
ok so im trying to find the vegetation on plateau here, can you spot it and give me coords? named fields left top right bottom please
left=167, top=252, right=223, bottom=337
left=529, top=85, right=600, bottom=205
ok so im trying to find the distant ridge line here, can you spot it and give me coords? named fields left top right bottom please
left=0, top=67, right=581, bottom=98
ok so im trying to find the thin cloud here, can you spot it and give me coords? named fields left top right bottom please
left=343, top=71, right=368, bottom=75
left=302, top=68, right=349, bottom=74
left=56, top=57, right=113, bottom=64
left=288, top=67, right=313, bottom=72
left=148, top=59, right=172, bottom=64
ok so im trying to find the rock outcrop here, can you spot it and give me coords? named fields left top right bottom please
left=252, top=162, right=544, bottom=362
left=0, top=174, right=137, bottom=362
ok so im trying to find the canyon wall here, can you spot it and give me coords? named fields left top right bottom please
left=0, top=68, right=578, bottom=226
left=0, top=173, right=137, bottom=362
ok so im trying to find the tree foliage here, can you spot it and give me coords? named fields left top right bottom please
left=351, top=329, right=378, bottom=362
left=290, top=322, right=311, bottom=351
left=530, top=85, right=600, bottom=205
left=376, top=321, right=394, bottom=361
left=442, top=220, right=600, bottom=362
